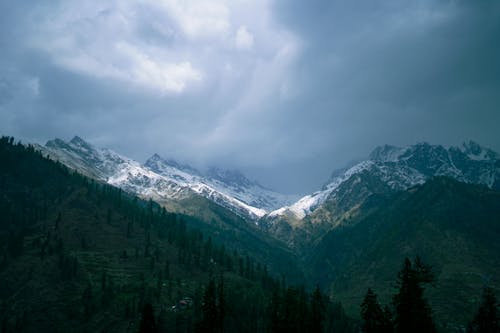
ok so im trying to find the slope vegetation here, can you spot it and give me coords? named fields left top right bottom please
left=0, top=137, right=305, bottom=332
left=307, top=177, right=500, bottom=328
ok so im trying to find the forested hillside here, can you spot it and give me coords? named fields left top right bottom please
left=307, top=177, right=500, bottom=329
left=0, top=137, right=352, bottom=332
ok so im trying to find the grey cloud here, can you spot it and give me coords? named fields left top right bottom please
left=258, top=0, right=500, bottom=191
left=0, top=0, right=499, bottom=194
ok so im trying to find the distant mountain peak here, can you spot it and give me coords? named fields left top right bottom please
left=206, top=166, right=256, bottom=188
left=368, top=141, right=499, bottom=164
left=270, top=140, right=500, bottom=221
left=46, top=137, right=66, bottom=147
left=145, top=153, right=201, bottom=176
left=146, top=153, right=167, bottom=166
left=149, top=153, right=162, bottom=160
left=39, top=141, right=296, bottom=219
left=46, top=136, right=93, bottom=151
left=459, top=140, right=498, bottom=161
left=68, top=135, right=96, bottom=153
left=368, top=144, right=406, bottom=162
left=70, top=135, right=87, bottom=145
left=461, top=140, right=481, bottom=152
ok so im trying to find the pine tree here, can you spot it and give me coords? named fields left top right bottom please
left=139, top=303, right=156, bottom=333
left=393, top=257, right=436, bottom=333
left=200, top=277, right=218, bottom=333
left=217, top=274, right=225, bottom=332
left=82, top=283, right=94, bottom=319
left=268, top=287, right=282, bottom=333
left=282, top=286, right=305, bottom=332
left=467, top=287, right=500, bottom=333
left=311, top=286, right=326, bottom=333
left=361, top=288, right=393, bottom=333
left=381, top=306, right=394, bottom=333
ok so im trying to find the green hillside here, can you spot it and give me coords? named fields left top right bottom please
left=307, top=177, right=500, bottom=329
left=0, top=137, right=262, bottom=331
left=159, top=194, right=304, bottom=284
left=0, top=137, right=352, bottom=333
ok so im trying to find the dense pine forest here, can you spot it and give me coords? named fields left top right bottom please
left=1, top=137, right=499, bottom=332
left=0, top=137, right=353, bottom=332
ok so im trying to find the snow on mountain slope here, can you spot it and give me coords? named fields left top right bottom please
left=269, top=161, right=376, bottom=219
left=40, top=136, right=128, bottom=179
left=270, top=141, right=500, bottom=219
left=38, top=136, right=296, bottom=220
left=145, top=154, right=298, bottom=214
left=38, top=137, right=498, bottom=223
left=39, top=136, right=189, bottom=201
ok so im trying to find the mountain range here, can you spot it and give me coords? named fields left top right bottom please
left=5, top=135, right=500, bottom=330
left=37, top=137, right=500, bottom=248
left=271, top=141, right=500, bottom=220
left=262, top=141, right=500, bottom=248
left=37, top=136, right=297, bottom=221
left=39, top=137, right=500, bottom=222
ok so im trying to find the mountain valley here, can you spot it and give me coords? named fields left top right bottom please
left=2, top=135, right=499, bottom=331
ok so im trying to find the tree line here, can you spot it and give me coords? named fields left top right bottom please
left=360, top=257, right=500, bottom=333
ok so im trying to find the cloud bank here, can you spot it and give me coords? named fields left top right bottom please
left=1, top=0, right=499, bottom=193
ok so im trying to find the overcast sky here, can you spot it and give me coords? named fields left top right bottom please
left=1, top=0, right=499, bottom=194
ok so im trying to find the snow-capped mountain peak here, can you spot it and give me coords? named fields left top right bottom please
left=206, top=167, right=256, bottom=188
left=146, top=154, right=201, bottom=176
left=39, top=136, right=297, bottom=221
left=44, top=136, right=132, bottom=179
left=460, top=140, right=499, bottom=161
left=144, top=154, right=198, bottom=184
left=145, top=153, right=298, bottom=214
left=39, top=137, right=498, bottom=224
left=268, top=160, right=377, bottom=219
left=368, top=144, right=408, bottom=162
left=70, top=135, right=91, bottom=147
left=269, top=141, right=500, bottom=220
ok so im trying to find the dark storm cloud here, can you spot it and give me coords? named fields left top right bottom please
left=258, top=0, right=500, bottom=191
left=0, top=0, right=499, bottom=194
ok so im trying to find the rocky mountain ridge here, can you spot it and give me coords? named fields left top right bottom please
left=270, top=141, right=500, bottom=220
left=38, top=136, right=297, bottom=220
left=37, top=137, right=500, bottom=232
